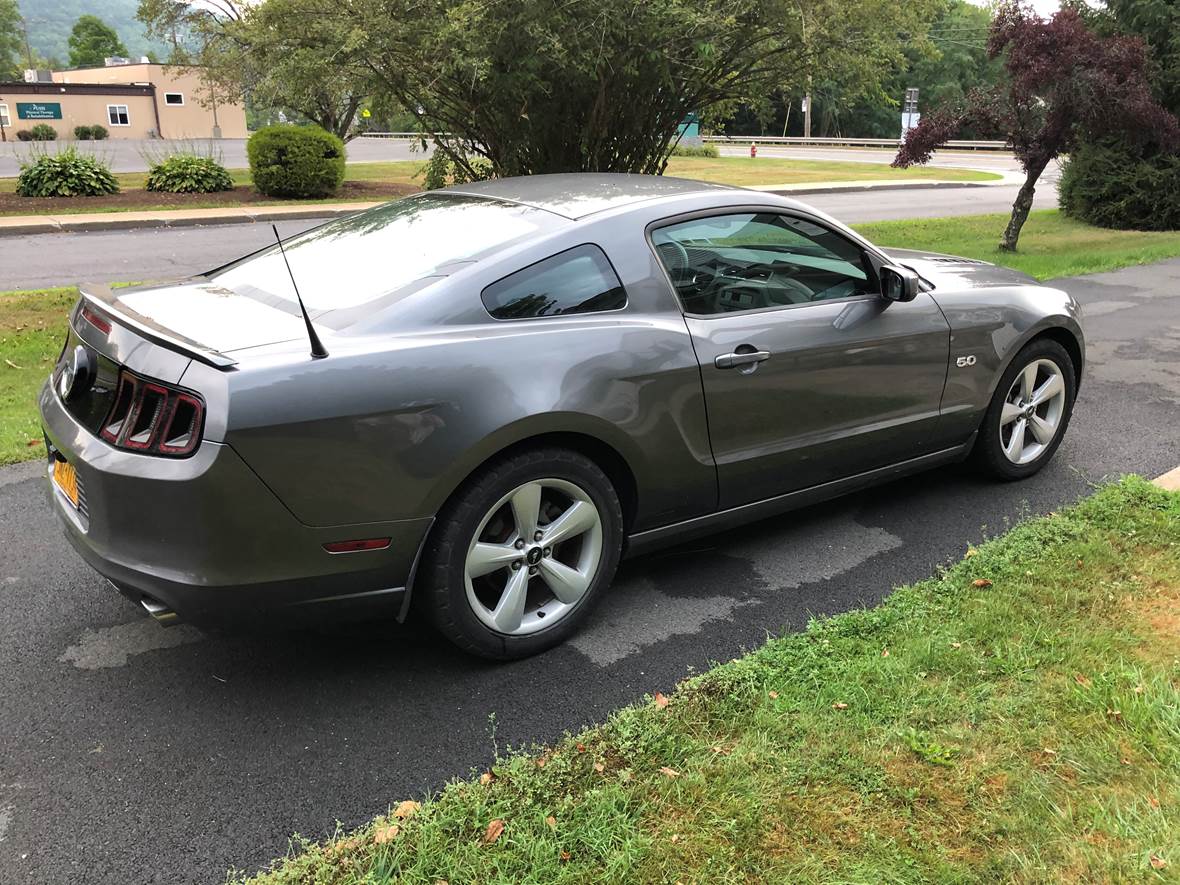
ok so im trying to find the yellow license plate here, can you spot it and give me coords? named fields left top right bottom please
left=53, top=459, right=79, bottom=508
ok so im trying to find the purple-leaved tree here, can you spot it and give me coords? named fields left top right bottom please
left=894, top=2, right=1179, bottom=251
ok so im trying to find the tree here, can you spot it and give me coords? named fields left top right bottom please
left=67, top=15, right=129, bottom=68
left=0, top=0, right=23, bottom=79
left=894, top=3, right=1180, bottom=251
left=334, top=0, right=939, bottom=179
left=137, top=0, right=374, bottom=141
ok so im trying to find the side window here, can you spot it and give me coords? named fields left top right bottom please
left=481, top=244, right=626, bottom=320
left=651, top=212, right=875, bottom=316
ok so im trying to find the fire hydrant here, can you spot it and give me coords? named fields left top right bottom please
left=750, top=143, right=757, bottom=158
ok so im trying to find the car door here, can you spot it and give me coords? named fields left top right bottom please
left=650, top=209, right=951, bottom=509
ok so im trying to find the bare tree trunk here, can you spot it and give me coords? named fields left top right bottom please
left=999, top=158, right=1049, bottom=252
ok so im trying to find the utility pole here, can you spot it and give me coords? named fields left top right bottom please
left=803, top=85, right=812, bottom=141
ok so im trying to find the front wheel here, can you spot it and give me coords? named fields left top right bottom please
left=418, top=448, right=623, bottom=660
left=974, top=338, right=1076, bottom=480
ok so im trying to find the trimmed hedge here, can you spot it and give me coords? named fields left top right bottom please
left=146, top=154, right=235, bottom=193
left=1059, top=140, right=1180, bottom=231
left=670, top=143, right=720, bottom=158
left=16, top=148, right=119, bottom=197
left=73, top=124, right=110, bottom=140
left=29, top=123, right=57, bottom=141
left=247, top=125, right=345, bottom=198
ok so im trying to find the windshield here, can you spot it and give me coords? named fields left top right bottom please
left=209, top=193, right=562, bottom=315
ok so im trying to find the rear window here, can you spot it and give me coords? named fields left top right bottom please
left=209, top=194, right=561, bottom=316
left=481, top=244, right=626, bottom=320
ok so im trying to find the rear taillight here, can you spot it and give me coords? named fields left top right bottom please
left=100, top=370, right=205, bottom=457
left=80, top=304, right=112, bottom=335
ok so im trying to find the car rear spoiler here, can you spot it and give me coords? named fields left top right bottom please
left=77, top=282, right=238, bottom=370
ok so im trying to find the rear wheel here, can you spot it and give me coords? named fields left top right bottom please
left=418, top=448, right=623, bottom=660
left=975, top=338, right=1076, bottom=480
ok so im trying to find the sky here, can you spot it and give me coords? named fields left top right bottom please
left=969, top=0, right=1066, bottom=16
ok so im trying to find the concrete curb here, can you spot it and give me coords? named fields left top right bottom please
left=1153, top=466, right=1180, bottom=492
left=753, top=180, right=991, bottom=197
left=0, top=204, right=378, bottom=237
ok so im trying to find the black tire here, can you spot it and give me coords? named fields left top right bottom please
left=974, top=337, right=1076, bottom=480
left=417, top=447, right=623, bottom=660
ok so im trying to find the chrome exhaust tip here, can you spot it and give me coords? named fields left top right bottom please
left=140, top=596, right=180, bottom=627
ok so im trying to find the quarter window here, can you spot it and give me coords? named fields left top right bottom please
left=164, top=92, right=184, bottom=105
left=651, top=212, right=875, bottom=315
left=107, top=104, right=130, bottom=126
left=481, top=244, right=626, bottom=320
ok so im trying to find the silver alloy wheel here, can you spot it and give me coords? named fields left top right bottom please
left=999, top=357, right=1067, bottom=465
left=463, top=478, right=604, bottom=635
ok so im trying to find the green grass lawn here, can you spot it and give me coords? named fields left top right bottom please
left=234, top=477, right=1179, bottom=883
left=855, top=209, right=1180, bottom=280
left=0, top=287, right=75, bottom=464
left=0, top=157, right=998, bottom=216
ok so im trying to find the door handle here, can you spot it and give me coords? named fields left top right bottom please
left=714, top=349, right=770, bottom=370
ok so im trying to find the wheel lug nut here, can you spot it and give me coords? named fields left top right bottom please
left=543, top=547, right=551, bottom=557
left=511, top=561, right=522, bottom=570
left=534, top=530, right=543, bottom=542
left=528, top=566, right=538, bottom=576
left=514, top=539, right=525, bottom=550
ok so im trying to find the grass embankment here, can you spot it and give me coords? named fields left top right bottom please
left=0, top=287, right=75, bottom=464
left=235, top=477, right=1180, bottom=883
left=0, top=157, right=997, bottom=217
left=856, top=209, right=1180, bottom=280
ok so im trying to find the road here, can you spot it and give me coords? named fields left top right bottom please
left=1, top=258, right=1178, bottom=883
left=0, top=182, right=1058, bottom=291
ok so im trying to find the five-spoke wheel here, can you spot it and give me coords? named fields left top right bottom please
left=464, top=478, right=604, bottom=635
left=976, top=338, right=1076, bottom=480
left=419, top=447, right=622, bottom=659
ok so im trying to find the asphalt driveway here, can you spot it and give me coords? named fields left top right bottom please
left=1, top=259, right=1178, bottom=884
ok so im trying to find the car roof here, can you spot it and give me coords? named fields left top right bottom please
left=442, top=172, right=740, bottom=220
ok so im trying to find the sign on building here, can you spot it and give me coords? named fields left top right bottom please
left=16, top=102, right=62, bottom=120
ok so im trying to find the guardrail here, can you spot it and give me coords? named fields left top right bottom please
left=702, top=135, right=1008, bottom=151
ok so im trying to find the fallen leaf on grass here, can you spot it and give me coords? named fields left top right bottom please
left=576, top=743, right=586, bottom=753
left=950, top=642, right=962, bottom=649
left=560, top=850, right=571, bottom=862
left=768, top=690, right=779, bottom=699
left=881, top=648, right=889, bottom=657
left=536, top=755, right=548, bottom=768
left=832, top=702, right=849, bottom=710
left=1107, top=709, right=1123, bottom=720
left=27, top=439, right=41, bottom=447
left=479, top=771, right=494, bottom=786
left=653, top=692, right=669, bottom=709
left=393, top=800, right=420, bottom=819
left=374, top=825, right=399, bottom=844
left=1073, top=673, right=1092, bottom=688
left=710, top=745, right=732, bottom=756
left=483, top=819, right=504, bottom=844
left=965, top=548, right=978, bottom=558
left=1150, top=854, right=1167, bottom=870
left=972, top=578, right=993, bottom=588
left=545, top=815, right=557, bottom=829
left=659, top=766, right=680, bottom=778
left=594, top=762, right=605, bottom=773
left=4, top=359, right=22, bottom=370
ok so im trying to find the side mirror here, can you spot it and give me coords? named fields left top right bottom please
left=880, top=264, right=920, bottom=302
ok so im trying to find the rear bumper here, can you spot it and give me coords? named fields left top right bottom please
left=39, top=378, right=432, bottom=628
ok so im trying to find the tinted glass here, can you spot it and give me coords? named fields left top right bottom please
left=652, top=212, right=875, bottom=315
left=210, top=194, right=562, bottom=315
left=481, top=244, right=626, bottom=320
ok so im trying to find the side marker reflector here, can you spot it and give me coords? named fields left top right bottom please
left=323, top=538, right=392, bottom=554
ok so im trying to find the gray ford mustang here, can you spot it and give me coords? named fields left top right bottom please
left=40, top=173, right=1084, bottom=659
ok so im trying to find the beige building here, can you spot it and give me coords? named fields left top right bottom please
left=0, top=62, right=247, bottom=140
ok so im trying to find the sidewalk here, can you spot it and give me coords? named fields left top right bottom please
left=0, top=175, right=1020, bottom=237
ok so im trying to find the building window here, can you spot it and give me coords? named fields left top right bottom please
left=107, top=104, right=130, bottom=126
left=164, top=93, right=184, bottom=106
left=0, top=104, right=9, bottom=128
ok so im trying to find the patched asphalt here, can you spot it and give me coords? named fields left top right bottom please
left=1, top=259, right=1178, bottom=884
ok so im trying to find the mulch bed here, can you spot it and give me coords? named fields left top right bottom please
left=0, top=181, right=418, bottom=215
